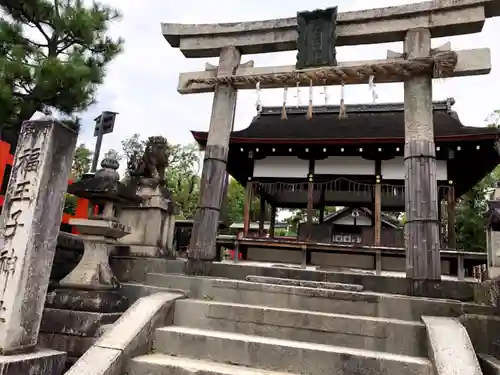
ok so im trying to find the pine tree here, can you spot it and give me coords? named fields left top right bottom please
left=0, top=0, right=123, bottom=146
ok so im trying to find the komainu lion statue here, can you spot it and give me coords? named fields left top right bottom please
left=128, top=136, right=169, bottom=183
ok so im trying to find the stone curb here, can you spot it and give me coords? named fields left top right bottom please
left=422, top=316, right=482, bottom=375
left=64, top=292, right=185, bottom=375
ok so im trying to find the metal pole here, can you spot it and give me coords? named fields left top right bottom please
left=90, top=113, right=105, bottom=173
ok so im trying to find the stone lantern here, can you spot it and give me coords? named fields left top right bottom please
left=59, top=157, right=141, bottom=289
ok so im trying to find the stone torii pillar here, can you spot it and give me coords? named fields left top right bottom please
left=187, top=47, right=241, bottom=274
left=404, top=28, right=441, bottom=282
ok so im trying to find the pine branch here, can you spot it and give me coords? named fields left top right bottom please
left=0, top=0, right=123, bottom=133
left=0, top=1, right=53, bottom=42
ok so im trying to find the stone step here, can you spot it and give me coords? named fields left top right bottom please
left=244, top=275, right=363, bottom=291
left=127, top=354, right=293, bottom=375
left=146, top=273, right=495, bottom=321
left=153, top=326, right=433, bottom=375
left=173, top=299, right=427, bottom=357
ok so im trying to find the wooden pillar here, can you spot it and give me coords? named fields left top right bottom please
left=447, top=181, right=456, bottom=249
left=306, top=159, right=315, bottom=240
left=243, top=180, right=253, bottom=237
left=319, top=185, right=326, bottom=224
left=258, top=195, right=266, bottom=236
left=404, top=28, right=441, bottom=281
left=375, top=251, right=382, bottom=276
left=457, top=253, right=465, bottom=280
left=269, top=205, right=276, bottom=238
left=374, top=160, right=382, bottom=247
left=437, top=196, right=443, bottom=247
left=307, top=179, right=314, bottom=240
left=187, top=46, right=241, bottom=275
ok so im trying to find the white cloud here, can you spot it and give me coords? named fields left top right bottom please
left=79, top=0, right=500, bottom=169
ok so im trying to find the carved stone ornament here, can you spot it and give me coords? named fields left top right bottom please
left=128, top=135, right=169, bottom=183
left=296, top=6, right=338, bottom=70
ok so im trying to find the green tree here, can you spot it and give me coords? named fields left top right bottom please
left=454, top=111, right=500, bottom=251
left=120, top=134, right=202, bottom=219
left=119, top=134, right=252, bottom=222
left=223, top=178, right=245, bottom=224
left=71, top=143, right=92, bottom=179
left=166, top=143, right=201, bottom=219
left=121, top=133, right=144, bottom=181
left=0, top=0, right=123, bottom=138
left=284, top=206, right=337, bottom=235
left=65, top=143, right=92, bottom=216
left=455, top=165, right=500, bottom=251
left=102, top=148, right=121, bottom=162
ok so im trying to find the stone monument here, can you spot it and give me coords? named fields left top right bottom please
left=0, top=113, right=77, bottom=374
left=117, top=136, right=178, bottom=257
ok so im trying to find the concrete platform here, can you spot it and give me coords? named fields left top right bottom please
left=146, top=273, right=496, bottom=321
left=123, top=264, right=494, bottom=375
left=245, top=275, right=364, bottom=291
left=128, top=354, right=294, bottom=375
left=153, top=326, right=433, bottom=375
left=209, top=262, right=482, bottom=302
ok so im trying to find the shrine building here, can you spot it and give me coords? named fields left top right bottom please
left=192, top=99, right=498, bottom=274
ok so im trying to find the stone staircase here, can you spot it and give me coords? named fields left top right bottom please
left=123, top=274, right=491, bottom=375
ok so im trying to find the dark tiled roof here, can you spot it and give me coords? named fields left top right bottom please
left=192, top=100, right=498, bottom=144
left=68, top=174, right=140, bottom=203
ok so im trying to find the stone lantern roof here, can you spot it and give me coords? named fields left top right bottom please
left=67, top=157, right=141, bottom=204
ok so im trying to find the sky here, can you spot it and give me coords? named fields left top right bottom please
left=77, top=0, right=500, bottom=166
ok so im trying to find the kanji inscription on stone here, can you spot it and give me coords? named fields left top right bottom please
left=0, top=117, right=77, bottom=354
left=296, top=7, right=338, bottom=69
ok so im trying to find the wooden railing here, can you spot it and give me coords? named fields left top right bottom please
left=0, top=140, right=89, bottom=230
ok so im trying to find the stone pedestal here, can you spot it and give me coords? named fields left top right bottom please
left=118, top=178, right=177, bottom=257
left=40, top=289, right=127, bottom=367
left=0, top=349, right=66, bottom=375
left=0, top=116, right=77, bottom=355
left=48, top=219, right=131, bottom=366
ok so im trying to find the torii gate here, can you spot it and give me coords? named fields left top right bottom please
left=162, top=0, right=500, bottom=279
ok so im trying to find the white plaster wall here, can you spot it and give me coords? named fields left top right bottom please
left=315, top=156, right=375, bottom=175
left=253, top=156, right=309, bottom=178
left=382, top=157, right=448, bottom=180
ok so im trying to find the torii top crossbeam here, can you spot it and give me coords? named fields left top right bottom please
left=162, top=0, right=500, bottom=58
left=162, top=0, right=499, bottom=94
